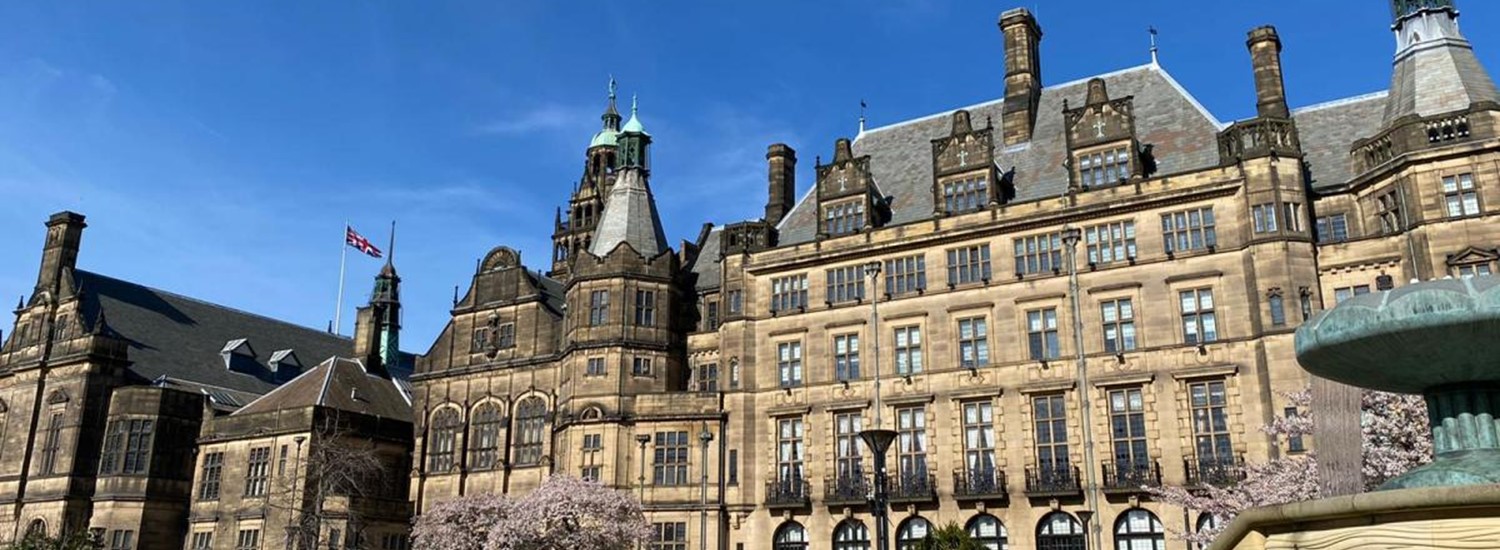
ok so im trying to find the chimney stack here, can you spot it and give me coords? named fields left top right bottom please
left=1247, top=26, right=1290, bottom=119
left=765, top=143, right=797, bottom=225
left=352, top=306, right=377, bottom=365
left=999, top=8, right=1043, bottom=146
left=35, top=211, right=87, bottom=297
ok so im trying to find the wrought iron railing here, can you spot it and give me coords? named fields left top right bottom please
left=888, top=470, right=937, bottom=503
left=1024, top=465, right=1082, bottom=496
left=765, top=478, right=810, bottom=508
left=952, top=468, right=1008, bottom=500
left=1184, top=455, right=1245, bottom=488
left=1102, top=460, right=1162, bottom=493
left=823, top=474, right=870, bottom=506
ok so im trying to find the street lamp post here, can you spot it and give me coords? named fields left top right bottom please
left=857, top=260, right=897, bottom=550
left=699, top=423, right=714, bottom=550
left=636, top=433, right=652, bottom=550
left=1062, top=226, right=1102, bottom=550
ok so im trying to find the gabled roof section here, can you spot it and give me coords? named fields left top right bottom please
left=73, top=270, right=354, bottom=396
left=231, top=357, right=411, bottom=421
left=1293, top=91, right=1390, bottom=190
left=775, top=64, right=1223, bottom=246
left=689, top=227, right=723, bottom=292
left=589, top=168, right=669, bottom=257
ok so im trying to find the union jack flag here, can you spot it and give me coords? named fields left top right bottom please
left=346, top=226, right=382, bottom=258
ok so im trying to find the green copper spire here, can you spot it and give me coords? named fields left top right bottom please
left=591, top=76, right=622, bottom=148
left=1392, top=0, right=1455, bottom=20
left=371, top=221, right=400, bottom=374
left=621, top=94, right=648, bottom=135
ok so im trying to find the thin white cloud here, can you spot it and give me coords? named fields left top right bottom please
left=473, top=103, right=595, bottom=136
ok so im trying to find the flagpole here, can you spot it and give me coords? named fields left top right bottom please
left=334, top=221, right=349, bottom=336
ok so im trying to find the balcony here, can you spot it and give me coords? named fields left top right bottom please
left=952, top=468, right=1008, bottom=501
left=889, top=470, right=937, bottom=503
left=765, top=478, right=810, bottom=509
left=1024, top=465, right=1082, bottom=497
left=1184, top=456, right=1245, bottom=488
left=823, top=475, right=870, bottom=507
left=1102, top=460, right=1162, bottom=494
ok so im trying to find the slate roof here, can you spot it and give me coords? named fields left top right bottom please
left=232, top=357, right=412, bottom=422
left=1292, top=92, right=1390, bottom=190
left=589, top=169, right=669, bottom=257
left=775, top=64, right=1225, bottom=246
left=689, top=227, right=723, bottom=292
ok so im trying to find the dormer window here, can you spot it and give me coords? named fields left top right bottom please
left=942, top=175, right=989, bottom=214
left=1076, top=146, right=1131, bottom=189
left=823, top=200, right=865, bottom=236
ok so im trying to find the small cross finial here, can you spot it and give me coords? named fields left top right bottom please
left=1149, top=26, right=1160, bottom=65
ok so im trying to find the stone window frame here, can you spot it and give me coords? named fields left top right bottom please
left=941, top=173, right=989, bottom=214
left=1267, top=288, right=1287, bottom=327
left=945, top=244, right=992, bottom=287
left=588, top=289, right=611, bottom=327
left=1084, top=219, right=1137, bottom=266
left=197, top=451, right=225, bottom=501
left=1025, top=306, right=1062, bottom=361
left=243, top=446, right=272, bottom=497
left=956, top=316, right=990, bottom=369
left=651, top=430, right=690, bottom=486
left=776, top=340, right=804, bottom=388
left=1183, top=377, right=1236, bottom=467
left=1099, top=295, right=1138, bottom=353
left=634, top=289, right=657, bottom=327
left=649, top=521, right=687, bottom=550
left=770, top=274, right=809, bottom=313
left=426, top=407, right=462, bottom=474
left=1251, top=202, right=1279, bottom=233
left=1314, top=212, right=1349, bottom=243
left=1441, top=172, right=1481, bottom=218
left=631, top=356, right=654, bottom=378
left=468, top=401, right=505, bottom=471
left=1283, top=201, right=1305, bottom=232
left=893, top=324, right=924, bottom=376
left=580, top=432, right=603, bottom=481
left=959, top=399, right=998, bottom=477
left=895, top=405, right=930, bottom=479
left=99, top=416, right=155, bottom=476
left=1374, top=190, right=1402, bottom=234
left=1161, top=207, right=1218, bottom=255
left=884, top=254, right=927, bottom=297
left=585, top=356, right=607, bottom=377
left=831, top=332, right=861, bottom=382
left=1332, top=284, right=1371, bottom=304
left=1074, top=144, right=1132, bottom=189
left=511, top=396, right=548, bottom=467
left=1178, top=287, right=1219, bottom=345
left=824, top=265, right=866, bottom=305
left=822, top=198, right=866, bottom=237
left=833, top=411, right=865, bottom=480
left=775, top=416, right=806, bottom=482
left=1013, top=231, right=1064, bottom=276
left=1029, top=392, right=1073, bottom=474
left=1106, top=386, right=1150, bottom=469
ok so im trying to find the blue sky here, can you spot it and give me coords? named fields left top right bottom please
left=2, top=1, right=1497, bottom=351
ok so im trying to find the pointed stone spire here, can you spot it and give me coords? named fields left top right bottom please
left=91, top=305, right=109, bottom=335
left=588, top=168, right=668, bottom=257
left=1384, top=0, right=1499, bottom=123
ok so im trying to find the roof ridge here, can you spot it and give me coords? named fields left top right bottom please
left=316, top=358, right=339, bottom=406
left=229, top=359, right=334, bottom=416
left=77, top=269, right=350, bottom=343
left=1292, top=90, right=1390, bottom=115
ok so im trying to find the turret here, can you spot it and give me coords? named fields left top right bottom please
left=356, top=224, right=400, bottom=377
left=1383, top=0, right=1499, bottom=123
left=617, top=95, right=651, bottom=172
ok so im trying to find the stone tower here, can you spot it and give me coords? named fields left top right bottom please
left=551, top=79, right=627, bottom=280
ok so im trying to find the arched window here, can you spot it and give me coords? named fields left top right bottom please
left=896, top=517, right=932, bottom=550
left=25, top=519, right=45, bottom=538
left=773, top=521, right=807, bottom=550
left=966, top=514, right=1009, bottom=550
left=1194, top=514, right=1221, bottom=550
left=469, top=403, right=503, bottom=471
left=513, top=397, right=547, bottom=466
left=1037, top=512, right=1085, bottom=550
left=833, top=520, right=870, bottom=550
left=427, top=408, right=460, bottom=473
left=1115, top=509, right=1165, bottom=550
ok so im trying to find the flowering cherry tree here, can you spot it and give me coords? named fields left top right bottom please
left=413, top=475, right=649, bottom=550
left=1149, top=389, right=1430, bottom=546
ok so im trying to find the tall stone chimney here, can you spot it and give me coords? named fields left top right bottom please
left=35, top=211, right=87, bottom=297
left=765, top=143, right=797, bottom=225
left=999, top=8, right=1043, bottom=146
left=1247, top=26, right=1291, bottom=119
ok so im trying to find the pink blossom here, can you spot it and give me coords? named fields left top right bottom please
left=413, top=475, right=649, bottom=550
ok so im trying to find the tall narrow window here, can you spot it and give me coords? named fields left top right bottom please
left=588, top=290, right=611, bottom=326
left=513, top=397, right=547, bottom=466
left=893, top=326, right=923, bottom=375
left=40, top=413, right=62, bottom=475
left=120, top=419, right=154, bottom=474
left=833, top=334, right=860, bottom=381
left=1032, top=394, right=1070, bottom=476
left=1109, top=388, right=1149, bottom=471
left=244, top=447, right=271, bottom=497
left=580, top=433, right=602, bottom=481
left=834, top=413, right=864, bottom=480
left=277, top=445, right=288, bottom=477
left=825, top=266, right=865, bottom=304
left=471, top=328, right=487, bottom=353
left=770, top=275, right=809, bottom=312
left=198, top=452, right=224, bottom=501
left=1189, top=380, right=1234, bottom=466
left=1180, top=289, right=1218, bottom=344
left=470, top=404, right=502, bottom=471
left=1375, top=191, right=1402, bottom=234
left=897, top=407, right=928, bottom=480
left=1027, top=308, right=1061, bottom=361
left=884, top=255, right=927, bottom=296
left=1251, top=203, right=1279, bottom=233
left=1085, top=221, right=1137, bottom=265
left=946, top=245, right=992, bottom=285
left=634, top=289, right=656, bottom=326
left=957, top=317, right=989, bottom=368
left=1443, top=173, right=1479, bottom=217
left=427, top=409, right=459, bottom=473
left=1283, top=202, right=1303, bottom=231
left=727, top=449, right=738, bottom=485
left=778, top=342, right=803, bottom=387
left=1014, top=233, right=1063, bottom=275
left=495, top=323, right=515, bottom=349
left=190, top=532, right=212, bottom=550
left=100, top=420, right=125, bottom=475
left=1285, top=407, right=1306, bottom=453
left=961, top=401, right=996, bottom=479
left=1162, top=207, right=1217, bottom=254
left=727, top=290, right=743, bottom=315
left=652, top=431, right=689, bottom=486
left=1268, top=292, right=1287, bottom=327
left=1101, top=299, right=1137, bottom=353
left=695, top=363, right=719, bottom=392
left=705, top=301, right=719, bottom=330
left=777, top=418, right=804, bottom=482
